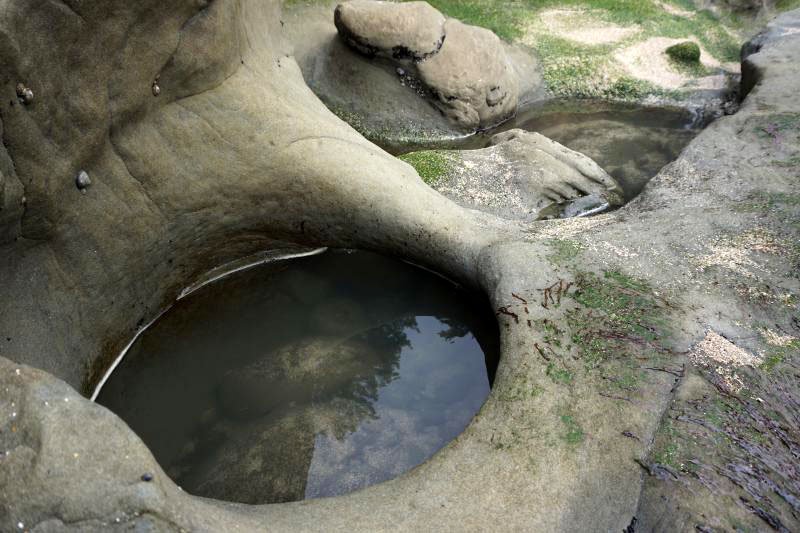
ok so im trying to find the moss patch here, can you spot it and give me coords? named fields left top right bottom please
left=666, top=41, right=701, bottom=63
left=530, top=269, right=675, bottom=401
left=546, top=238, right=585, bottom=265
left=567, top=270, right=671, bottom=369
left=560, top=413, right=585, bottom=444
left=398, top=150, right=457, bottom=186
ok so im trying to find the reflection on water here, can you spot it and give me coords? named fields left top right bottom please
left=393, top=101, right=708, bottom=202
left=502, top=102, right=706, bottom=201
left=96, top=250, right=499, bottom=504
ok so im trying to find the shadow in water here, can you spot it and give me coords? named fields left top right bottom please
left=97, top=250, right=499, bottom=504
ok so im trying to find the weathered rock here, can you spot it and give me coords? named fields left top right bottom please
left=0, top=0, right=797, bottom=531
left=334, top=0, right=446, bottom=61
left=425, top=129, right=624, bottom=220
left=416, top=18, right=519, bottom=128
left=333, top=1, right=520, bottom=130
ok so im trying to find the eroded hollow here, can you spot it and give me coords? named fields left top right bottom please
left=488, top=101, right=712, bottom=202
left=389, top=100, right=712, bottom=204
left=96, top=249, right=500, bottom=504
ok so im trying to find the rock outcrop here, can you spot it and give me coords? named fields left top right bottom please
left=334, top=0, right=520, bottom=129
left=424, top=129, right=624, bottom=220
left=0, top=0, right=798, bottom=531
left=334, top=0, right=446, bottom=61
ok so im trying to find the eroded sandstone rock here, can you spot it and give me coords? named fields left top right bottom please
left=423, top=129, right=624, bottom=220
left=334, top=0, right=446, bottom=61
left=334, top=0, right=519, bottom=129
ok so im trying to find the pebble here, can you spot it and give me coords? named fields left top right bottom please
left=15, top=83, right=33, bottom=104
left=75, top=170, right=91, bottom=191
left=396, top=67, right=405, bottom=76
left=152, top=79, right=161, bottom=97
left=141, top=473, right=153, bottom=482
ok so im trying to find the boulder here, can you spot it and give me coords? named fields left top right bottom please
left=417, top=18, right=519, bottom=128
left=334, top=0, right=446, bottom=61
left=334, top=0, right=520, bottom=129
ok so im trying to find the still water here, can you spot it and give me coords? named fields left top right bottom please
left=498, top=102, right=707, bottom=201
left=96, top=250, right=499, bottom=504
left=388, top=101, right=708, bottom=202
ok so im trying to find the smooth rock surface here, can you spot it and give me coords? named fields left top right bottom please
left=416, top=18, right=519, bottom=128
left=429, top=129, right=624, bottom=220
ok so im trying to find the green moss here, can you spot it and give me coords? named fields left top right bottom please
left=735, top=191, right=800, bottom=213
left=566, top=270, right=671, bottom=368
left=666, top=41, right=701, bottom=63
left=759, top=335, right=800, bottom=372
left=560, top=414, right=585, bottom=444
left=547, top=362, right=575, bottom=385
left=546, top=238, right=585, bottom=265
left=397, top=150, right=456, bottom=186
left=776, top=0, right=800, bottom=11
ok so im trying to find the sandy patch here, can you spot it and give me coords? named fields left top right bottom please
left=690, top=331, right=762, bottom=393
left=531, top=9, right=640, bottom=46
left=527, top=213, right=615, bottom=239
left=695, top=229, right=783, bottom=277
left=614, top=37, right=739, bottom=89
left=655, top=1, right=695, bottom=17
left=761, top=328, right=798, bottom=347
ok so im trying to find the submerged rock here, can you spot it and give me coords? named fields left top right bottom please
left=334, top=0, right=520, bottom=130
left=218, top=327, right=404, bottom=420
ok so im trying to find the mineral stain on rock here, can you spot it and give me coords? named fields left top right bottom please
left=96, top=250, right=499, bottom=504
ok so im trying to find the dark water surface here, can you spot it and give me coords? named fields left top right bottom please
left=496, top=102, right=707, bottom=201
left=390, top=101, right=708, bottom=202
left=97, top=250, right=499, bottom=504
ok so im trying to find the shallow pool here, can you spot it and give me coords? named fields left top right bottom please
left=96, top=250, right=499, bottom=504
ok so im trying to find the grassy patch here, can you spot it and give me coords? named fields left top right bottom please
left=735, top=191, right=800, bottom=213
left=560, top=414, right=585, bottom=444
left=547, top=362, right=575, bottom=385
left=776, top=0, right=800, bottom=11
left=422, top=0, right=529, bottom=41
left=398, top=150, right=456, bottom=186
left=759, top=338, right=800, bottom=372
left=413, top=0, right=742, bottom=101
left=419, top=0, right=741, bottom=61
